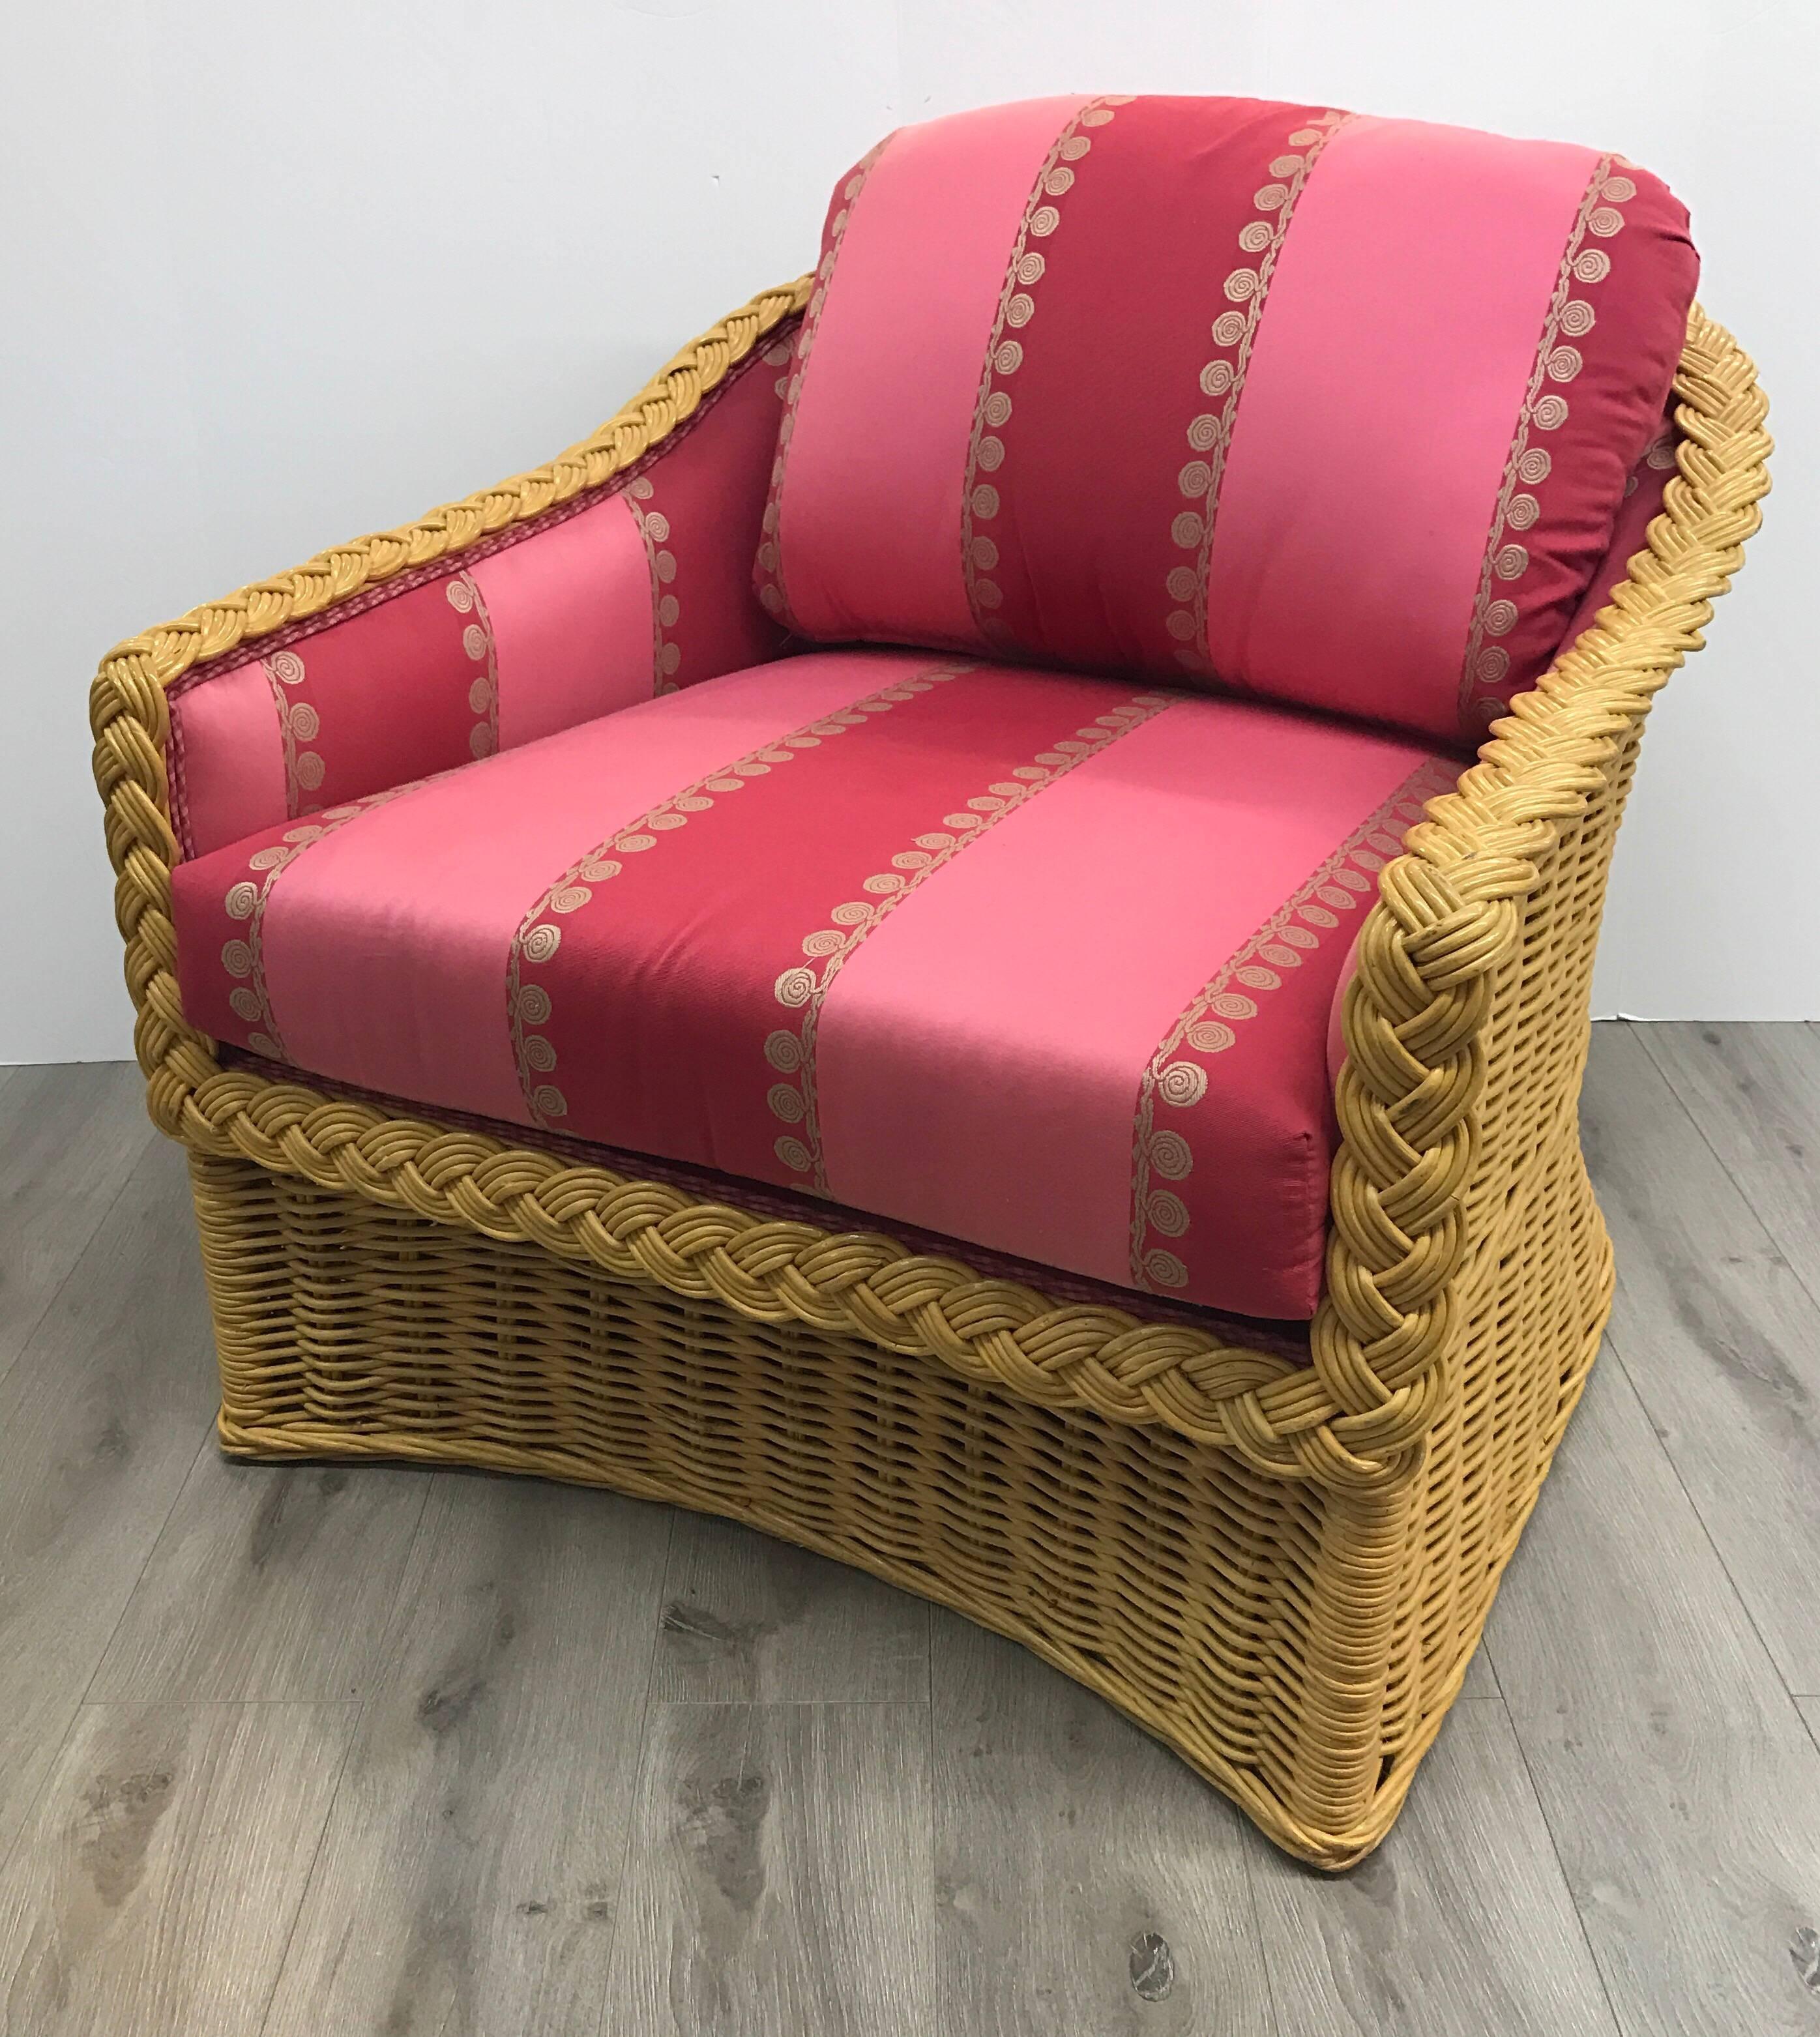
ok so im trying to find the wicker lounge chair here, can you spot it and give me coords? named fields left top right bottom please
left=89, top=95, right=1768, bottom=1867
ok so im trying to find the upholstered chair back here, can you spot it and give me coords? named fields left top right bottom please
left=757, top=95, right=1697, bottom=748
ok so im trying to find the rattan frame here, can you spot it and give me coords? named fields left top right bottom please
left=89, top=277, right=1768, bottom=1867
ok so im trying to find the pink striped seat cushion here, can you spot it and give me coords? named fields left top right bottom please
left=172, top=647, right=1456, bottom=1322
left=758, top=96, right=1696, bottom=748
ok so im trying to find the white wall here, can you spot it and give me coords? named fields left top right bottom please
left=4, top=0, right=1813, bottom=1062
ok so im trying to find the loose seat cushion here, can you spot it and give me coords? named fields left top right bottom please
left=172, top=649, right=1455, bottom=1321
left=758, top=96, right=1696, bottom=747
left=168, top=330, right=796, bottom=858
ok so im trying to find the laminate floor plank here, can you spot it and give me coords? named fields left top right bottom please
left=0, top=1701, right=357, bottom=2037
left=261, top=1473, right=673, bottom=2037
left=0, top=1061, right=158, bottom=1381
left=930, top=1609, right=1274, bottom=2036
left=1484, top=1349, right=1783, bottom=1723
left=1486, top=1343, right=1820, bottom=2035
left=1246, top=1699, right=1617, bottom=2037
left=1636, top=1021, right=1820, bottom=1308
left=655, top=1510, right=930, bottom=1705
left=1460, top=1645, right=1500, bottom=1701
left=607, top=1699, right=932, bottom=2037
left=0, top=1139, right=216, bottom=1864
left=92, top=1447, right=431, bottom=1703
left=1579, top=1023, right=1820, bottom=1690
left=1519, top=1709, right=1820, bottom=2037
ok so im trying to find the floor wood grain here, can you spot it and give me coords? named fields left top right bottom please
left=1244, top=1701, right=1618, bottom=2037
left=930, top=1608, right=1274, bottom=2036
left=1516, top=1708, right=1820, bottom=2037
left=0, top=1062, right=156, bottom=1381
left=606, top=1701, right=933, bottom=2036
left=261, top=1473, right=673, bottom=2037
left=1, top=1030, right=1816, bottom=2035
left=1636, top=1023, right=1820, bottom=1304
left=1580, top=1023, right=1820, bottom=1691
left=1487, top=1345, right=1820, bottom=2034
left=0, top=1702, right=357, bottom=2037
left=656, top=1512, right=930, bottom=1705
left=1458, top=1644, right=1499, bottom=1701
left=91, top=1448, right=430, bottom=1703
left=1484, top=1348, right=1786, bottom=1723
left=0, top=1139, right=215, bottom=1867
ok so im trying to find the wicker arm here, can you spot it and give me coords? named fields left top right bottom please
left=1311, top=304, right=1771, bottom=1486
left=1254, top=304, right=1772, bottom=1848
left=93, top=278, right=806, bottom=1110
left=158, top=281, right=812, bottom=864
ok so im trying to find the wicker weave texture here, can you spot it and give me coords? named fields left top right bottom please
left=192, top=1100, right=1603, bottom=1867
left=88, top=286, right=1769, bottom=1867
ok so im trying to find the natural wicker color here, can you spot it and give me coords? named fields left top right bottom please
left=89, top=284, right=1769, bottom=1868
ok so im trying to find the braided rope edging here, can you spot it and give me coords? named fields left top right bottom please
left=1307, top=305, right=1770, bottom=1482
left=89, top=295, right=1769, bottom=1495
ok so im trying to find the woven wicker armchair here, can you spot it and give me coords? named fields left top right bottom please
left=89, top=97, right=1768, bottom=1868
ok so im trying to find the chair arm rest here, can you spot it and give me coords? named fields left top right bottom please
left=1308, top=305, right=1772, bottom=1484
left=91, top=276, right=808, bottom=1115
left=115, top=277, right=811, bottom=861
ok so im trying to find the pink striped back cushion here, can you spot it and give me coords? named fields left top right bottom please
left=757, top=96, right=1696, bottom=747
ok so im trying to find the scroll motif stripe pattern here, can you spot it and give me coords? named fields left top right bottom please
left=1201, top=117, right=1607, bottom=736
left=763, top=688, right=1172, bottom=1197
left=1125, top=753, right=1459, bottom=1302
left=514, top=662, right=1167, bottom=1191
left=770, top=96, right=1093, bottom=649
left=811, top=684, right=1446, bottom=1315
left=464, top=494, right=655, bottom=750
left=170, top=659, right=289, bottom=857
left=183, top=658, right=907, bottom=1128
left=958, top=95, right=1130, bottom=648
left=506, top=658, right=983, bottom=1134
left=956, top=93, right=1340, bottom=679
left=755, top=141, right=888, bottom=629
left=1454, top=156, right=1692, bottom=733
left=257, top=578, right=488, bottom=821
left=172, top=647, right=1458, bottom=1319
left=166, top=336, right=792, bottom=855
left=762, top=96, right=1696, bottom=746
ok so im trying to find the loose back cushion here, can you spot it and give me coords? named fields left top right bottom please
left=757, top=96, right=1696, bottom=746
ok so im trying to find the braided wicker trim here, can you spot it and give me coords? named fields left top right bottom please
left=89, top=290, right=1769, bottom=1495
left=1307, top=303, right=1770, bottom=1480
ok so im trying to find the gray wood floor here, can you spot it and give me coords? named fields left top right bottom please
left=1, top=1023, right=1817, bottom=2034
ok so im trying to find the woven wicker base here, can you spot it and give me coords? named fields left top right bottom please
left=193, top=1124, right=1611, bottom=1869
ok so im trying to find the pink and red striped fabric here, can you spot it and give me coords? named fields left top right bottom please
left=172, top=648, right=1455, bottom=1321
left=758, top=96, right=1696, bottom=747
left=169, top=329, right=796, bottom=858
left=162, top=95, right=1699, bottom=1321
